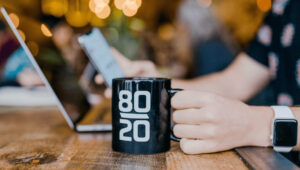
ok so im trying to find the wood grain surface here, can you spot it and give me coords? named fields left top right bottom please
left=0, top=107, right=248, bottom=169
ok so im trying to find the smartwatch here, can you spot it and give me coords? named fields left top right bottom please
left=271, top=106, right=298, bottom=152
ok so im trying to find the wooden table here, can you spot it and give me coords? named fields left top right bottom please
left=0, top=107, right=297, bottom=169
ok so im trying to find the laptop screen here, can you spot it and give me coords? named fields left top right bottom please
left=0, top=8, right=91, bottom=124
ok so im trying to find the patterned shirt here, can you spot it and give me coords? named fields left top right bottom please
left=246, top=0, right=300, bottom=106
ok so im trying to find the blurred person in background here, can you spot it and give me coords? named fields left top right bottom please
left=95, top=0, right=300, bottom=156
left=176, top=0, right=275, bottom=106
left=177, top=0, right=237, bottom=76
left=0, top=20, right=43, bottom=87
left=41, top=15, right=88, bottom=77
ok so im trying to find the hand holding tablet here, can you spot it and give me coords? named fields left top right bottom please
left=78, top=28, right=161, bottom=97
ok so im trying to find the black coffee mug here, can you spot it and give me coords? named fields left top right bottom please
left=112, top=77, right=181, bottom=154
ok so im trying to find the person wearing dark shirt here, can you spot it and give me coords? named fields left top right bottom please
left=95, top=0, right=300, bottom=155
left=247, top=0, right=300, bottom=106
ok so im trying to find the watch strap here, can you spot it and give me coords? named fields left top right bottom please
left=271, top=106, right=296, bottom=153
left=271, top=106, right=295, bottom=119
left=273, top=147, right=293, bottom=152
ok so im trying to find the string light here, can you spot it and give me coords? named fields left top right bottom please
left=41, top=24, right=53, bottom=37
left=8, top=13, right=19, bottom=28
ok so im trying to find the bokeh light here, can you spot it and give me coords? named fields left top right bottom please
left=99, top=0, right=110, bottom=4
left=89, top=0, right=110, bottom=12
left=41, top=0, right=144, bottom=27
left=94, top=1, right=107, bottom=14
left=129, top=18, right=144, bottom=32
left=135, top=0, right=142, bottom=8
left=122, top=0, right=138, bottom=17
left=8, top=13, right=19, bottom=28
left=41, top=24, right=53, bottom=37
left=158, top=24, right=175, bottom=41
left=17, top=29, right=26, bottom=41
left=89, top=0, right=97, bottom=12
left=257, top=0, right=271, bottom=12
left=114, top=0, right=126, bottom=10
left=108, top=27, right=119, bottom=42
left=95, top=4, right=111, bottom=19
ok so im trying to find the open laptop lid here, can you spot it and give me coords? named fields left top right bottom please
left=0, top=7, right=91, bottom=129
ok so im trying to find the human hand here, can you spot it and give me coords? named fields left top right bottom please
left=17, top=69, right=44, bottom=87
left=95, top=48, right=161, bottom=97
left=172, top=90, right=273, bottom=154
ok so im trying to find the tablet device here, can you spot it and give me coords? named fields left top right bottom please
left=78, top=28, right=125, bottom=88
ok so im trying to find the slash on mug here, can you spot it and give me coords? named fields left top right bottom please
left=112, top=77, right=182, bottom=154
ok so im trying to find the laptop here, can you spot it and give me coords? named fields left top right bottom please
left=0, top=7, right=112, bottom=132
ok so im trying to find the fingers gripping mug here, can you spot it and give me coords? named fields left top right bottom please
left=112, top=78, right=181, bottom=154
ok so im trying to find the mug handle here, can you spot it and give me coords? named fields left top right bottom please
left=168, top=89, right=182, bottom=142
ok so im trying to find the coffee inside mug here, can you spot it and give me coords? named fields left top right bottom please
left=112, top=77, right=181, bottom=154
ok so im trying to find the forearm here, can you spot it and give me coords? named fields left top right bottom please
left=171, top=72, right=236, bottom=98
left=172, top=53, right=271, bottom=102
left=172, top=71, right=254, bottom=101
left=172, top=72, right=218, bottom=90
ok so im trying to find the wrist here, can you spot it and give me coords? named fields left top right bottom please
left=247, top=106, right=273, bottom=147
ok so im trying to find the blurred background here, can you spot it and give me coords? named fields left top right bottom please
left=0, top=0, right=273, bottom=106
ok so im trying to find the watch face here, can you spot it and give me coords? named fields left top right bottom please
left=273, top=119, right=298, bottom=147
